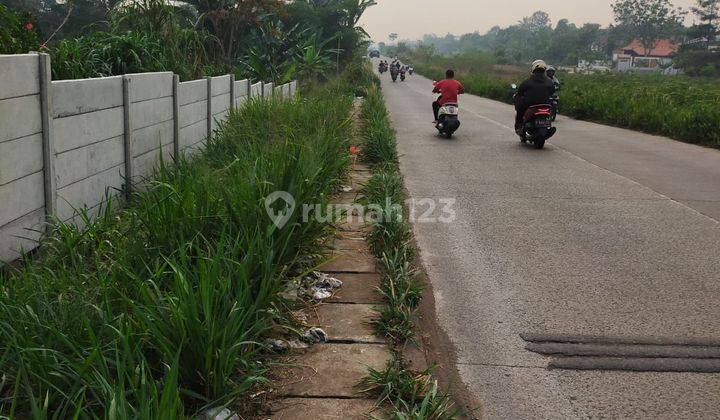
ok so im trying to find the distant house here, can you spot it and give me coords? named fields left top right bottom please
left=613, top=39, right=678, bottom=71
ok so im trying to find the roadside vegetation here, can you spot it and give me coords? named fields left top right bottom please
left=358, top=87, right=458, bottom=419
left=0, top=73, right=360, bottom=417
left=1, top=0, right=375, bottom=82
left=403, top=51, right=720, bottom=149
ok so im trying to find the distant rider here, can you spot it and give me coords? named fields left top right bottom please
left=546, top=66, right=561, bottom=91
left=432, top=69, right=465, bottom=123
left=514, top=60, right=555, bottom=135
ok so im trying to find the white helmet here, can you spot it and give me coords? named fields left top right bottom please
left=531, top=60, right=548, bottom=73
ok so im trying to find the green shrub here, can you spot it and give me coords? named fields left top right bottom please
left=0, top=5, right=40, bottom=54
left=51, top=31, right=167, bottom=79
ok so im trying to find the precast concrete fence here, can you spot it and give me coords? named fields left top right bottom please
left=0, top=53, right=297, bottom=263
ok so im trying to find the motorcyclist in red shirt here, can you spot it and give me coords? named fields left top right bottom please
left=432, top=70, right=464, bottom=123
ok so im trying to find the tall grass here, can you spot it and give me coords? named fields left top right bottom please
left=561, top=73, right=720, bottom=147
left=360, top=88, right=398, bottom=164
left=0, top=80, right=356, bottom=417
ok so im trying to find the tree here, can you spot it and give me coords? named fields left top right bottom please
left=521, top=10, right=551, bottom=33
left=389, top=32, right=398, bottom=42
left=691, top=0, right=719, bottom=43
left=612, top=0, right=686, bottom=56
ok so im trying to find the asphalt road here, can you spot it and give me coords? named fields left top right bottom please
left=375, top=61, right=720, bottom=419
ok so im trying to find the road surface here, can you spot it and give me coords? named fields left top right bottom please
left=376, top=61, right=720, bottom=419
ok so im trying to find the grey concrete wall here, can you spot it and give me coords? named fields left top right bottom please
left=263, top=82, right=274, bottom=99
left=178, top=78, right=208, bottom=156
left=210, top=75, right=231, bottom=132
left=52, top=76, right=125, bottom=221
left=128, top=72, right=174, bottom=179
left=0, top=54, right=45, bottom=262
left=0, top=53, right=295, bottom=263
left=234, top=79, right=250, bottom=107
left=250, top=82, right=263, bottom=99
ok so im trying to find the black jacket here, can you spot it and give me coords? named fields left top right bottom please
left=517, top=72, right=556, bottom=107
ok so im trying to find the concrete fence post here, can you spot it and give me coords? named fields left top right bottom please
left=38, top=53, right=56, bottom=225
left=172, top=74, right=180, bottom=159
left=247, top=78, right=252, bottom=98
left=206, top=76, right=213, bottom=139
left=122, top=76, right=134, bottom=196
left=229, top=74, right=236, bottom=109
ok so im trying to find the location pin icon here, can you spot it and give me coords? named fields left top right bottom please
left=265, top=191, right=296, bottom=229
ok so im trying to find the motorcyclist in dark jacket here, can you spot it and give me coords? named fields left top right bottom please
left=514, top=60, right=556, bottom=133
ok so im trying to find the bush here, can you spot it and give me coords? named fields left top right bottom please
left=676, top=49, right=720, bottom=77
left=51, top=31, right=167, bottom=79
left=0, top=5, right=40, bottom=54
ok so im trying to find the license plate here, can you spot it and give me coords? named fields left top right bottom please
left=535, top=119, right=551, bottom=127
left=442, top=106, right=458, bottom=115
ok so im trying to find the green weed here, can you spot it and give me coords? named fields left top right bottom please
left=0, top=77, right=357, bottom=417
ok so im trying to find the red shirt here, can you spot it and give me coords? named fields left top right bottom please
left=433, top=79, right=464, bottom=105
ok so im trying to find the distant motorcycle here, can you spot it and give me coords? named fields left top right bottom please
left=512, top=83, right=556, bottom=149
left=400, top=69, right=406, bottom=82
left=390, top=67, right=398, bottom=82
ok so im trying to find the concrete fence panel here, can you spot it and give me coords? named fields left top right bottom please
left=250, top=82, right=263, bottom=99
left=127, top=72, right=174, bottom=179
left=52, top=76, right=125, bottom=221
left=234, top=79, right=250, bottom=107
left=210, top=75, right=231, bottom=131
left=263, top=82, right=274, bottom=99
left=0, top=54, right=45, bottom=262
left=0, top=53, right=296, bottom=263
left=178, top=78, right=209, bottom=156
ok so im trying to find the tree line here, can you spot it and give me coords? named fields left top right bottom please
left=382, top=0, right=719, bottom=76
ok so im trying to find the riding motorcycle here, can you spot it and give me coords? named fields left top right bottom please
left=511, top=84, right=556, bottom=149
left=390, top=67, right=398, bottom=82
left=400, top=69, right=406, bottom=82
left=436, top=102, right=461, bottom=138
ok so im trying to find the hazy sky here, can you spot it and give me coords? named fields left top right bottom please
left=360, top=0, right=697, bottom=43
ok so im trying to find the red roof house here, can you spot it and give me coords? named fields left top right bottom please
left=614, top=39, right=678, bottom=70
left=619, top=39, right=678, bottom=57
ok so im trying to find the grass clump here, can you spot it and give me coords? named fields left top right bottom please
left=362, top=359, right=458, bottom=420
left=360, top=87, right=398, bottom=164
left=0, top=76, right=358, bottom=417
left=358, top=79, right=457, bottom=419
